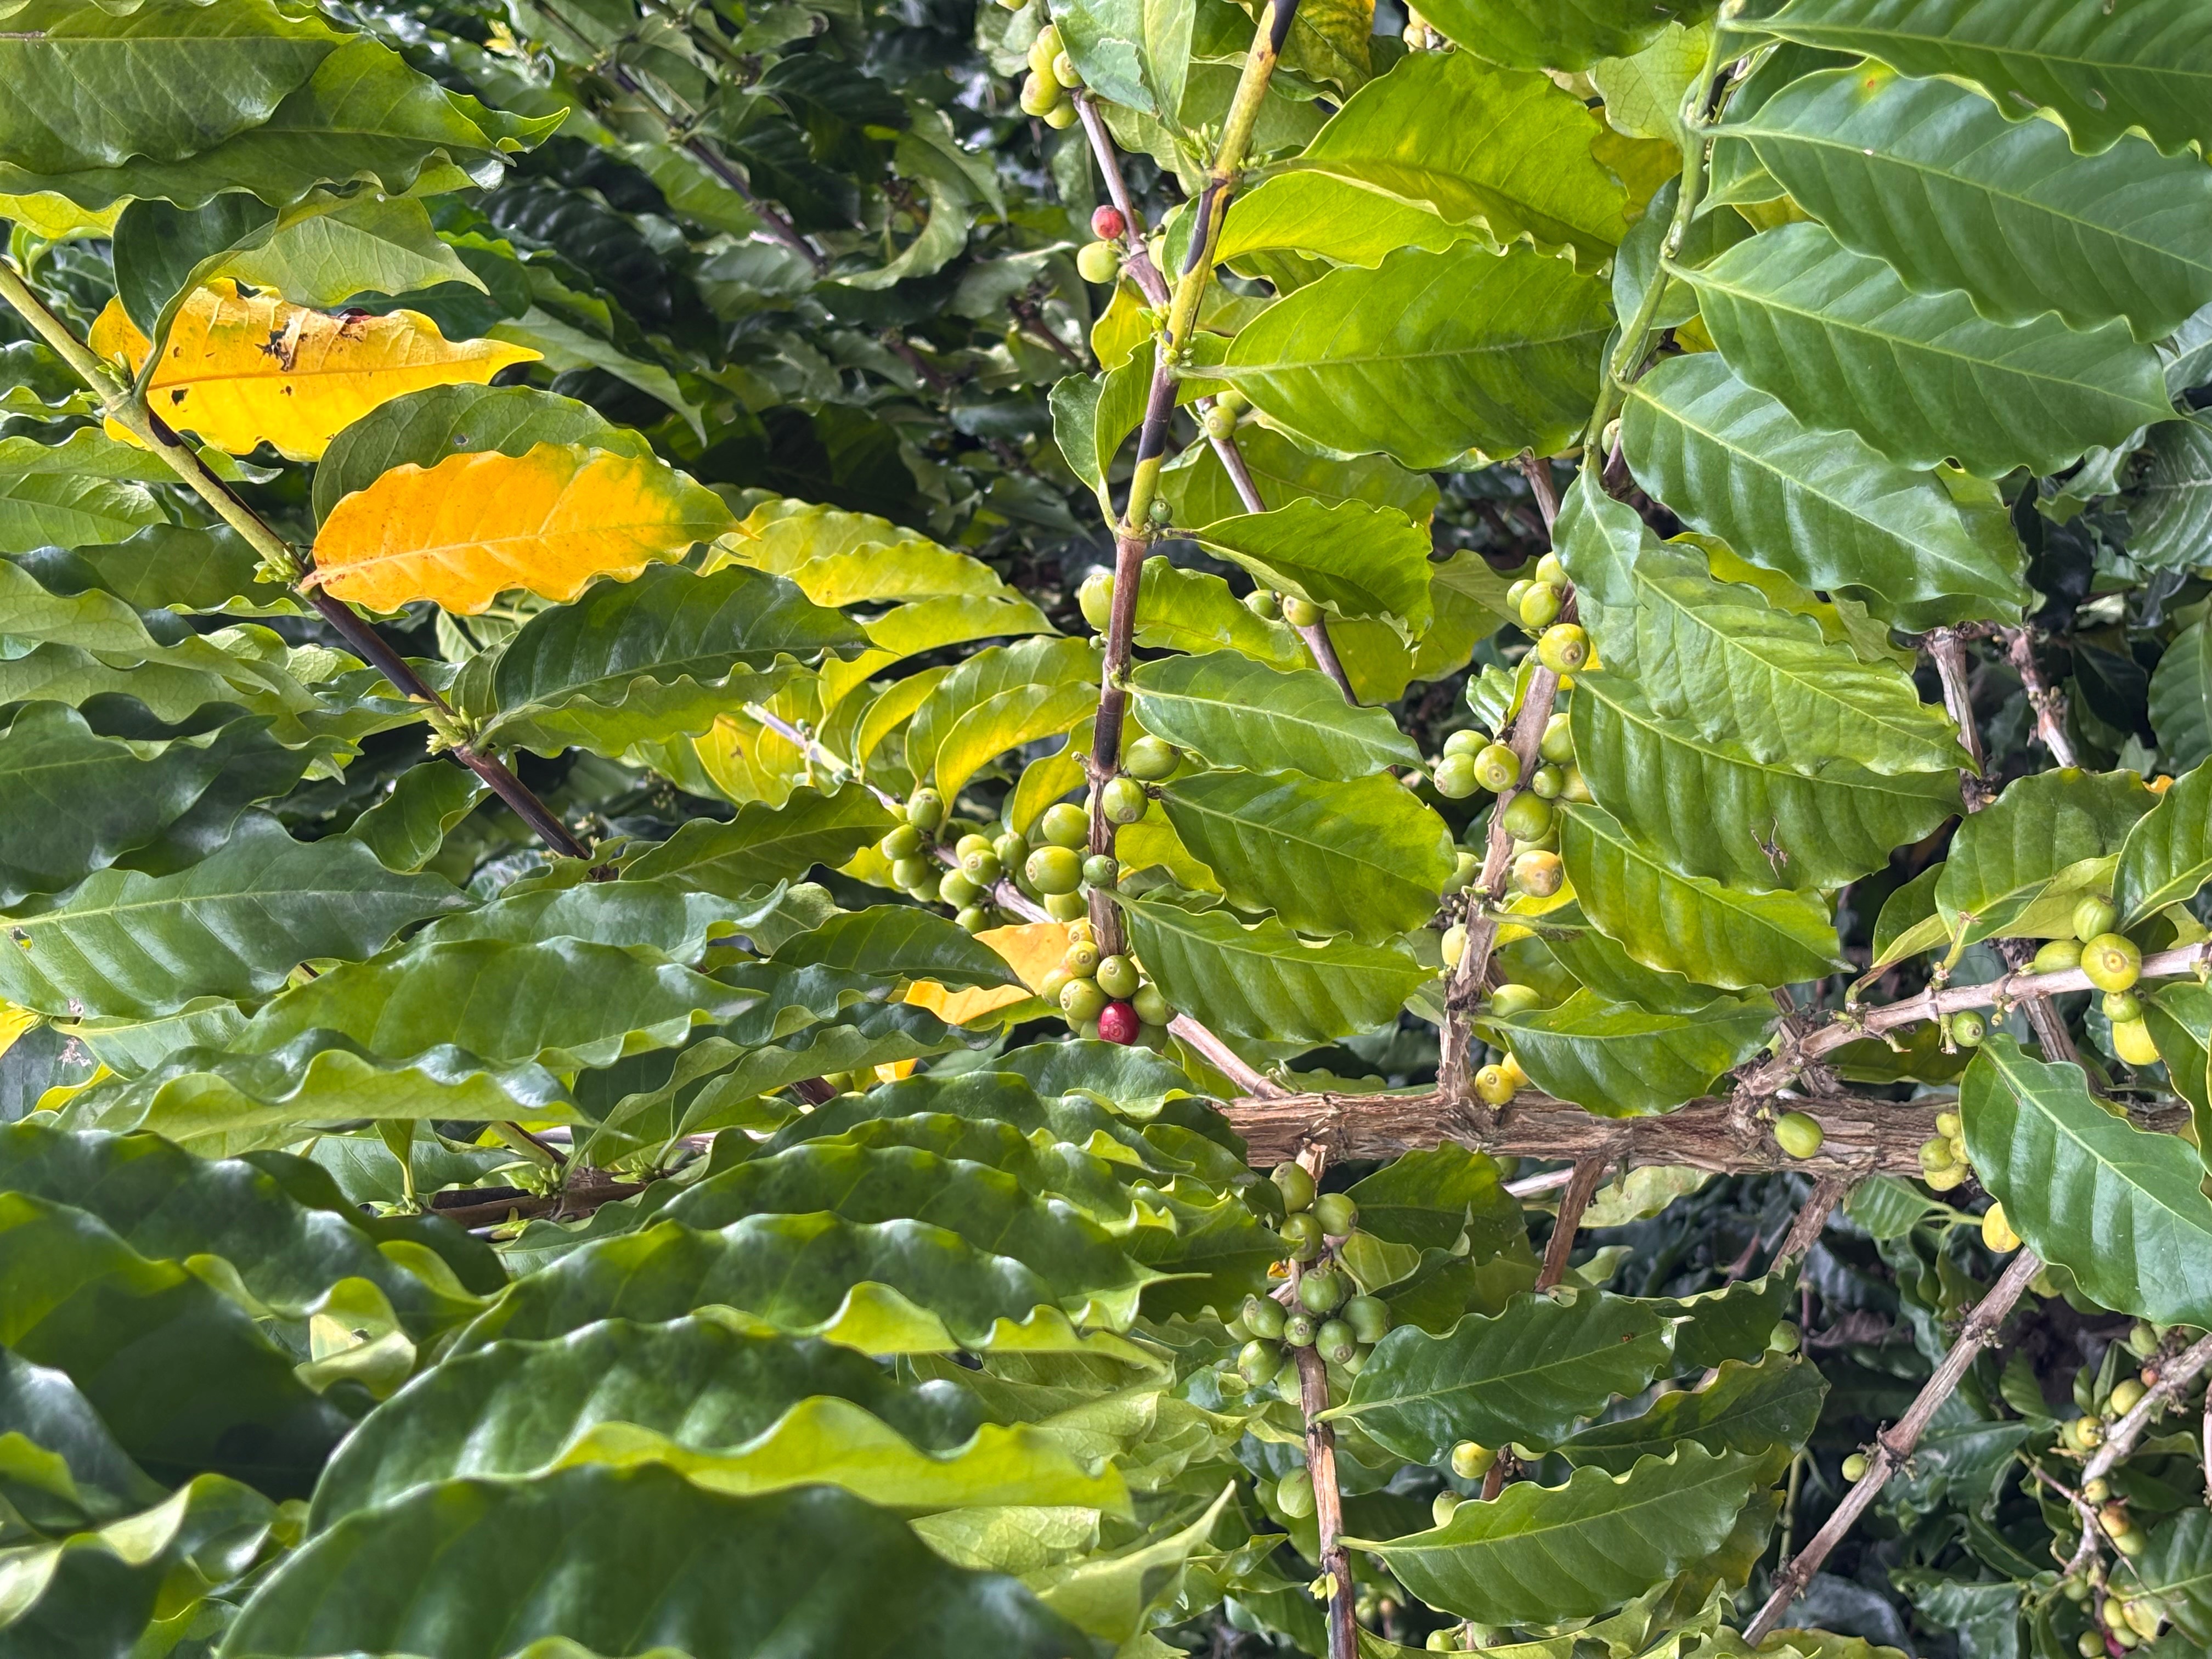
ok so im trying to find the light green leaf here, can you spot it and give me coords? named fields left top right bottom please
left=1284, top=50, right=1627, bottom=266
left=907, top=636, right=1100, bottom=804
left=1414, top=0, right=1718, bottom=71
left=1481, top=989, right=1778, bottom=1118
left=2114, top=762, right=2212, bottom=924
left=1560, top=803, right=1842, bottom=990
left=1344, top=1446, right=1765, bottom=1624
left=622, top=787, right=895, bottom=898
left=1558, top=1353, right=1827, bottom=1474
left=2135, top=1510, right=2212, bottom=1648
left=1758, top=0, right=2212, bottom=157
left=1122, top=896, right=1434, bottom=1041
left=1677, top=222, right=2174, bottom=478
left=1571, top=669, right=1960, bottom=892
left=1962, top=1037, right=2212, bottom=1329
left=1619, top=353, right=2027, bottom=629
left=1558, top=472, right=1975, bottom=770
left=211, top=191, right=484, bottom=312
left=1729, top=66, right=2212, bottom=340
left=224, top=1466, right=1086, bottom=1659
left=1216, top=243, right=1612, bottom=469
left=1215, top=171, right=1477, bottom=270
left=1128, top=651, right=1417, bottom=780
left=1156, top=422, right=1440, bottom=526
left=1130, top=557, right=1307, bottom=669
left=1936, top=768, right=2153, bottom=940
left=1159, top=769, right=1454, bottom=944
left=0, top=814, right=462, bottom=1020
left=1190, top=498, right=1434, bottom=639
left=0, top=430, right=167, bottom=554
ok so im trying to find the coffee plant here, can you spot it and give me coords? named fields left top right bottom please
left=4, top=1, right=2212, bottom=1656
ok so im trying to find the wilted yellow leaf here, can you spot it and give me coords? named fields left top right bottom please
left=307, top=441, right=736, bottom=614
left=903, top=921, right=1070, bottom=1028
left=88, top=280, right=537, bottom=461
left=0, top=1001, right=36, bottom=1064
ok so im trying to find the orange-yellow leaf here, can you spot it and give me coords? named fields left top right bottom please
left=903, top=921, right=1070, bottom=1028
left=88, top=281, right=538, bottom=461
left=307, top=441, right=736, bottom=614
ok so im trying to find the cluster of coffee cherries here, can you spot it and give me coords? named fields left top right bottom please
left=876, top=787, right=1053, bottom=931
left=1015, top=22, right=1082, bottom=127
left=1918, top=1106, right=1977, bottom=1193
left=1217, top=1164, right=1392, bottom=1465
left=2031, top=894, right=2159, bottom=1066
left=1075, top=205, right=1126, bottom=285
left=1433, top=709, right=1584, bottom=902
left=1503, top=552, right=1589, bottom=671
left=1037, top=916, right=1173, bottom=1045
left=2051, top=1324, right=2182, bottom=1651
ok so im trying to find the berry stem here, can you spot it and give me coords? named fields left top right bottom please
left=1292, top=1145, right=1359, bottom=1659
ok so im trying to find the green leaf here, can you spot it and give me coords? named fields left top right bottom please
left=0, top=0, right=343, bottom=174
left=1657, top=1273, right=1799, bottom=1370
left=1559, top=1353, right=1826, bottom=1474
left=2115, top=761, right=2212, bottom=924
left=1961, top=1037, right=2212, bottom=1328
left=1216, top=243, right=1612, bottom=470
left=458, top=1211, right=1156, bottom=1361
left=622, top=786, right=895, bottom=898
left=1156, top=423, right=1439, bottom=526
left=0, top=430, right=168, bottom=554
left=1414, top=0, right=1718, bottom=70
left=236, top=937, right=742, bottom=1071
left=1935, top=768, right=2153, bottom=940
left=225, top=1466, right=1087, bottom=1659
left=2135, top=1509, right=2212, bottom=1647
left=0, top=1348, right=166, bottom=1530
left=1757, top=0, right=2212, bottom=157
left=0, top=814, right=463, bottom=1020
left=1328, top=1289, right=1675, bottom=1464
left=1560, top=803, right=1842, bottom=990
left=0, top=1121, right=488, bottom=1334
left=1215, top=171, right=1478, bottom=272
left=0, top=36, right=562, bottom=211
left=2151, top=617, right=2212, bottom=770
left=1480, top=989, right=1778, bottom=1119
left=1342, top=1446, right=1765, bottom=1624
left=1571, top=669, right=1960, bottom=892
left=313, top=384, right=650, bottom=522
left=771, top=906, right=1024, bottom=989
left=906, top=636, right=1099, bottom=804
left=1128, top=651, right=1418, bottom=780
left=0, top=1192, right=350, bottom=1496
left=36, top=522, right=294, bottom=616
left=2130, top=416, right=2212, bottom=571
left=1190, top=499, right=1434, bottom=640
left=415, top=873, right=786, bottom=963
left=1557, top=472, right=1973, bottom=770
left=1519, top=904, right=1734, bottom=1015
left=459, top=563, right=864, bottom=758
left=1618, top=352, right=2027, bottom=629
left=1677, top=222, right=2174, bottom=478
left=2142, top=983, right=2212, bottom=1141
left=1283, top=50, right=1627, bottom=266
left=1728, top=66, right=2212, bottom=340
left=1130, top=557, right=1308, bottom=669
left=1121, top=896, right=1434, bottom=1041
left=344, top=763, right=487, bottom=875
left=0, top=1473, right=278, bottom=1658
left=212, top=191, right=484, bottom=309
left=1158, top=769, right=1453, bottom=944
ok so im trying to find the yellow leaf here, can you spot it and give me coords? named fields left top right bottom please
left=0, top=1001, right=36, bottom=1064
left=88, top=281, right=538, bottom=462
left=903, top=921, right=1069, bottom=1028
left=307, top=441, right=736, bottom=614
left=0, top=192, right=123, bottom=241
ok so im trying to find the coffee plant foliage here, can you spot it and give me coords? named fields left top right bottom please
left=2, top=1, right=2212, bottom=1656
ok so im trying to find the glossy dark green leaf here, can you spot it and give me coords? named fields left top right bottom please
left=1560, top=803, right=1842, bottom=991
left=2114, top=761, right=2212, bottom=924
left=1729, top=67, right=2212, bottom=339
left=0, top=814, right=464, bottom=1020
left=1344, top=1446, right=1765, bottom=1623
left=1678, top=222, right=2173, bottom=478
left=1159, top=769, right=1453, bottom=944
left=1122, top=896, right=1433, bottom=1041
left=343, top=763, right=487, bottom=874
left=1217, top=243, right=1611, bottom=469
left=621, top=786, right=894, bottom=898
left=1618, top=353, right=2028, bottom=629
left=1961, top=1037, right=2212, bottom=1328
left=2151, top=617, right=2212, bottom=770
left=1935, top=767, right=2152, bottom=941
left=0, top=1347, right=165, bottom=1530
left=2135, top=1509, right=2212, bottom=1647
left=1346, top=1144, right=1524, bottom=1259
left=1481, top=989, right=1778, bottom=1119
left=1558, top=1353, right=1827, bottom=1474
left=2130, top=416, right=2212, bottom=571
left=905, top=636, right=1099, bottom=804
left=1328, top=1289, right=1675, bottom=1464
left=224, top=1466, right=1088, bottom=1659
left=1413, top=0, right=1717, bottom=70
left=0, top=1192, right=351, bottom=1496
left=770, top=905, right=1023, bottom=989
left=1758, top=0, right=2212, bottom=157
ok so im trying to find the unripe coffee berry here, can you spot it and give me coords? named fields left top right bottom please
left=1537, top=623, right=1588, bottom=673
left=2081, top=932, right=2142, bottom=992
left=1282, top=595, right=1322, bottom=628
left=1472, top=743, right=1520, bottom=793
left=1773, top=1110, right=1824, bottom=1159
left=1101, top=775, right=1148, bottom=823
left=1434, top=753, right=1479, bottom=798
left=1038, top=802, right=1090, bottom=849
left=1077, top=568, right=1114, bottom=630
left=1124, top=735, right=1179, bottom=779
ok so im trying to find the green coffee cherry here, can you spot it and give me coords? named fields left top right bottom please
left=1277, top=1469, right=1316, bottom=1518
left=1768, top=1321, right=1801, bottom=1354
left=1063, top=940, right=1101, bottom=977
left=1279, top=1211, right=1324, bottom=1261
left=1026, top=844, right=1083, bottom=895
left=962, top=849, right=1002, bottom=887
left=1534, top=551, right=1566, bottom=587
left=1443, top=729, right=1485, bottom=758
left=1537, top=623, right=1588, bottom=673
left=1918, top=1136, right=1958, bottom=1173
left=1283, top=1311, right=1317, bottom=1347
left=1432, top=1491, right=1462, bottom=1527
left=1511, top=849, right=1564, bottom=896
left=2081, top=932, right=2142, bottom=992
left=1059, top=975, right=1107, bottom=1022
left=1539, top=712, right=1575, bottom=764
left=1237, top=1338, right=1279, bottom=1382
left=1444, top=849, right=1481, bottom=893
left=1506, top=578, right=1533, bottom=611
left=1317, top=1318, right=1358, bottom=1364
left=1243, top=1294, right=1286, bottom=1340
left=992, top=830, right=1028, bottom=868
left=1244, top=588, right=1280, bottom=620
left=1076, top=569, right=1114, bottom=631
left=1051, top=49, right=1082, bottom=86
left=938, top=869, right=980, bottom=907
left=1949, top=1009, right=1986, bottom=1047
left=1773, top=1111, right=1824, bottom=1160
left=1101, top=776, right=1149, bottom=824
left=2110, top=1376, right=2147, bottom=1417
left=1273, top=1160, right=1317, bottom=1212
left=1530, top=763, right=1564, bottom=799
left=1299, top=1267, right=1346, bottom=1314
left=1559, top=764, right=1592, bottom=803
left=1434, top=753, right=1480, bottom=798
left=2032, top=937, right=2083, bottom=974
left=1472, top=742, right=1520, bottom=793
left=1344, top=1294, right=1390, bottom=1344
left=1131, top=982, right=1171, bottom=1025
left=1500, top=791, right=1554, bottom=842
left=1041, top=98, right=1078, bottom=128
left=1201, top=402, right=1237, bottom=441
left=906, top=788, right=945, bottom=831
left=1272, top=1355, right=1304, bottom=1401
left=955, top=904, right=988, bottom=933
left=1488, top=983, right=1543, bottom=1018
left=1282, top=595, right=1323, bottom=628
left=1440, top=922, right=1468, bottom=969
left=881, top=823, right=923, bottom=860
left=1018, top=68, right=1059, bottom=115
left=1037, top=802, right=1089, bottom=849
left=1096, top=954, right=1139, bottom=998
left=1124, top=735, right=1179, bottom=780
left=1841, top=1452, right=1869, bottom=1482
left=1314, top=1192, right=1358, bottom=1237
left=2073, top=894, right=2120, bottom=943
left=1449, top=1440, right=1497, bottom=1481
left=890, top=855, right=934, bottom=890
left=1043, top=889, right=1088, bottom=922
left=2103, top=990, right=2143, bottom=1022
left=1081, top=853, right=1119, bottom=890
left=1518, top=582, right=1562, bottom=630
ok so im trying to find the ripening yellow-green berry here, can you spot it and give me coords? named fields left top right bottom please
left=1981, top=1202, right=2019, bottom=1254
left=1773, top=1111, right=1824, bottom=1160
left=2080, top=932, right=2142, bottom=993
